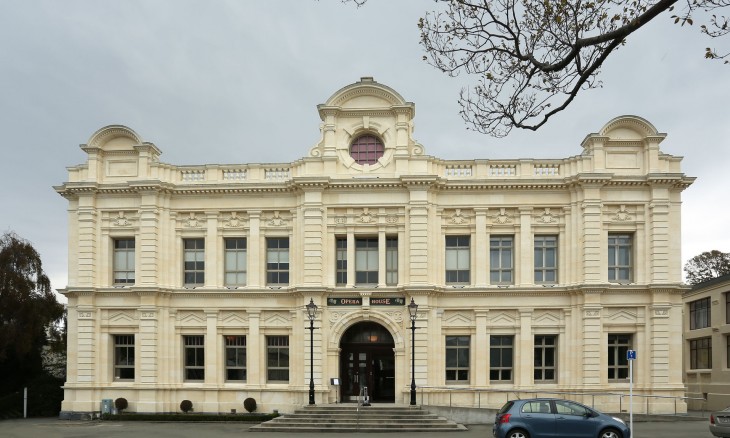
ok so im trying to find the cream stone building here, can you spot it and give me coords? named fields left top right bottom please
left=683, top=273, right=730, bottom=411
left=56, top=77, right=694, bottom=418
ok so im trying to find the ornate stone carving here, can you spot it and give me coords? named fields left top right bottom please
left=334, top=216, right=347, bottom=226
left=223, top=211, right=245, bottom=228
left=267, top=211, right=287, bottom=227
left=450, top=209, right=469, bottom=225
left=535, top=208, right=557, bottom=224
left=611, top=205, right=633, bottom=222
left=183, top=212, right=205, bottom=228
left=385, top=215, right=398, bottom=224
left=112, top=211, right=132, bottom=227
left=358, top=208, right=375, bottom=224
left=584, top=309, right=601, bottom=318
left=493, top=208, right=513, bottom=224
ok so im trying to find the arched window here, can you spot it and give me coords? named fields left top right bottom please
left=350, top=135, right=384, bottom=165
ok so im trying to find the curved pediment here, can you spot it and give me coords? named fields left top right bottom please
left=599, top=115, right=661, bottom=140
left=86, top=125, right=143, bottom=151
left=323, top=76, right=408, bottom=109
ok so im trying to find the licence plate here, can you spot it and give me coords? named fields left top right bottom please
left=718, top=416, right=730, bottom=423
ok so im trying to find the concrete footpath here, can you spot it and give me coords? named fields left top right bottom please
left=0, top=417, right=714, bottom=438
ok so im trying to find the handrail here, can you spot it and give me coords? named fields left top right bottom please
left=356, top=385, right=371, bottom=430
left=416, top=386, right=706, bottom=416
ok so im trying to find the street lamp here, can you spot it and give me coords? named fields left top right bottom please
left=408, top=297, right=418, bottom=406
left=306, top=298, right=318, bottom=405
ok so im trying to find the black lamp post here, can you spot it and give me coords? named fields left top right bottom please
left=306, top=298, right=318, bottom=405
left=408, top=298, right=418, bottom=406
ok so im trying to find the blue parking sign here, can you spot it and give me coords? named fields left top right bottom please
left=627, top=349, right=637, bottom=360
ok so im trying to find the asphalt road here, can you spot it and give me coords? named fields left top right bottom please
left=0, top=418, right=716, bottom=438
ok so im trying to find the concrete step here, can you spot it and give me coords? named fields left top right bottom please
left=250, top=405, right=467, bottom=433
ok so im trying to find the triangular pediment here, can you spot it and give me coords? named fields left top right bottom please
left=606, top=309, right=638, bottom=323
left=533, top=311, right=561, bottom=325
left=444, top=312, right=472, bottom=326
left=490, top=312, right=517, bottom=325
left=263, top=312, right=290, bottom=327
left=178, top=312, right=205, bottom=326
left=220, top=312, right=248, bottom=326
left=108, top=311, right=136, bottom=324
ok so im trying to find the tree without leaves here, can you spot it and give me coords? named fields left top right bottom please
left=344, top=0, right=729, bottom=137
left=684, top=249, right=730, bottom=285
left=0, top=232, right=65, bottom=394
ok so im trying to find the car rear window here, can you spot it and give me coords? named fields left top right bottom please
left=523, top=401, right=552, bottom=414
left=498, top=401, right=514, bottom=414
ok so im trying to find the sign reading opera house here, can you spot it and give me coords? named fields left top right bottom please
left=56, top=77, right=694, bottom=417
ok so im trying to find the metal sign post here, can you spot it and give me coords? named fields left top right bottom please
left=627, top=349, right=637, bottom=436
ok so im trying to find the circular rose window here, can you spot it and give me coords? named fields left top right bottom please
left=350, top=135, right=384, bottom=165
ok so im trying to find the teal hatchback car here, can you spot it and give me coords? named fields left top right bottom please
left=493, top=398, right=630, bottom=438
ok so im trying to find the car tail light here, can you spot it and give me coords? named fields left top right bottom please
left=499, top=414, right=511, bottom=424
left=711, top=414, right=715, bottom=425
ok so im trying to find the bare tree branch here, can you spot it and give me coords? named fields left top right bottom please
left=345, top=0, right=729, bottom=136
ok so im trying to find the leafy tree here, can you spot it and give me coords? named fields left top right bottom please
left=344, top=0, right=729, bottom=137
left=684, top=249, right=730, bottom=285
left=0, top=232, right=65, bottom=395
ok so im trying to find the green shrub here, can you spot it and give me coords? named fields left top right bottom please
left=243, top=397, right=256, bottom=413
left=180, top=400, right=193, bottom=413
left=114, top=398, right=128, bottom=412
left=101, top=412, right=280, bottom=422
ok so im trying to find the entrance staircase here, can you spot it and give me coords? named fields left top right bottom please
left=249, top=405, right=467, bottom=432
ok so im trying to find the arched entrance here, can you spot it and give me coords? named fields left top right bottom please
left=339, top=321, right=395, bottom=403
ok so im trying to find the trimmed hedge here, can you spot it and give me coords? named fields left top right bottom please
left=101, top=412, right=280, bottom=422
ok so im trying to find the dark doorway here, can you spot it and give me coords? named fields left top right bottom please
left=339, top=321, right=395, bottom=403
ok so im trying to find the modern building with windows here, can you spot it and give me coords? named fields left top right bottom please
left=683, top=273, right=730, bottom=410
left=56, top=77, right=694, bottom=417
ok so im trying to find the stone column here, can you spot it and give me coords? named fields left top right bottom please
left=474, top=209, right=489, bottom=287
left=205, top=310, right=218, bottom=385
left=248, top=212, right=262, bottom=287
left=475, top=310, right=489, bottom=386
left=518, top=309, right=533, bottom=386
left=582, top=291, right=603, bottom=387
left=519, top=208, right=533, bottom=286
left=138, top=192, right=160, bottom=287
left=581, top=188, right=605, bottom=283
left=247, top=311, right=262, bottom=388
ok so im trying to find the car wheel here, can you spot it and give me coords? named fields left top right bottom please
left=507, top=429, right=529, bottom=438
left=599, top=428, right=622, bottom=438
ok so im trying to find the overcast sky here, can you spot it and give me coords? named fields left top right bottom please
left=1, top=0, right=728, bottom=302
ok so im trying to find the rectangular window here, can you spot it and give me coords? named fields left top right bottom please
left=224, top=238, right=247, bottom=287
left=445, top=236, right=470, bottom=284
left=267, top=336, right=289, bottom=382
left=727, top=293, right=730, bottom=325
left=224, top=335, right=246, bottom=381
left=183, top=238, right=205, bottom=286
left=114, top=335, right=135, bottom=380
left=690, top=337, right=712, bottom=369
left=386, top=236, right=398, bottom=286
left=490, top=236, right=514, bottom=284
left=607, top=334, right=632, bottom=380
left=336, top=237, right=347, bottom=286
left=184, top=335, right=205, bottom=381
left=690, top=297, right=711, bottom=330
left=534, top=236, right=557, bottom=284
left=445, top=335, right=470, bottom=382
left=113, top=239, right=135, bottom=285
left=608, top=234, right=632, bottom=282
left=534, top=335, right=557, bottom=382
left=490, top=335, right=513, bottom=381
left=266, top=238, right=289, bottom=285
left=355, top=238, right=378, bottom=284
left=727, top=336, right=730, bottom=368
